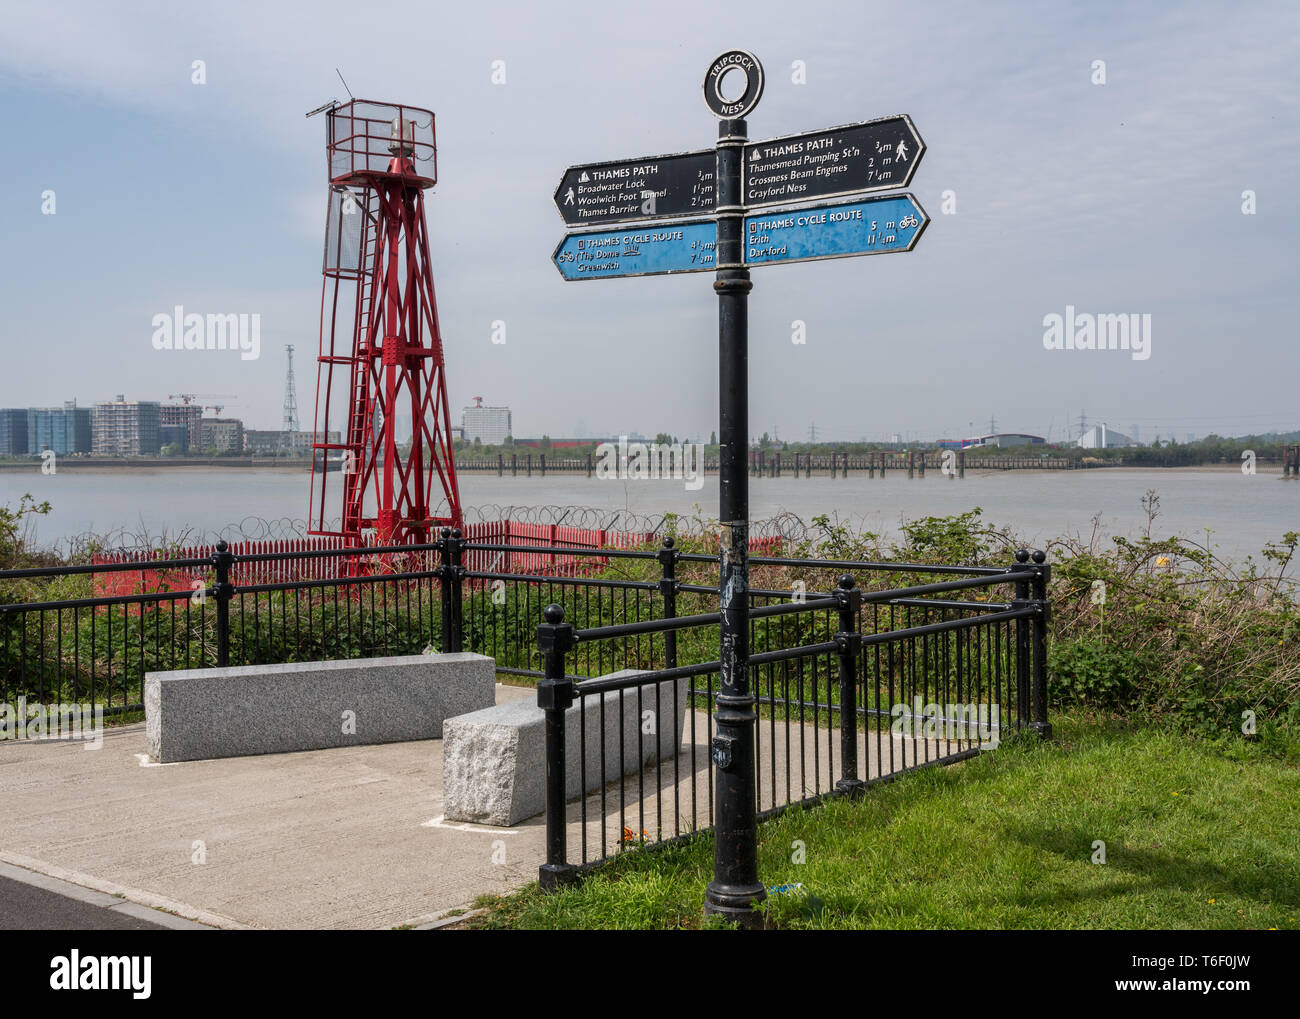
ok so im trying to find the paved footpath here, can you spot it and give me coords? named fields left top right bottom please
left=0, top=685, right=543, bottom=930
left=0, top=681, right=958, bottom=929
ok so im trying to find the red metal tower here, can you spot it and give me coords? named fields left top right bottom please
left=309, top=100, right=462, bottom=545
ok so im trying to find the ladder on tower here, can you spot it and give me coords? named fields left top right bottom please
left=311, top=188, right=380, bottom=538
left=342, top=197, right=380, bottom=537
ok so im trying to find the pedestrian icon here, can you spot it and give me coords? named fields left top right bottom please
left=564, top=187, right=575, bottom=205
left=896, top=139, right=909, bottom=161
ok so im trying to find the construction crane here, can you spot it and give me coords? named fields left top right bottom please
left=167, top=393, right=236, bottom=416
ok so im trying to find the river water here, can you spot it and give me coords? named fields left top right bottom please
left=2, top=466, right=1295, bottom=564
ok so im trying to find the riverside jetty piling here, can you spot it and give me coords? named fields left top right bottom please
left=438, top=450, right=1072, bottom=474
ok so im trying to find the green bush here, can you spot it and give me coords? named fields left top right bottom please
left=1048, top=638, right=1142, bottom=707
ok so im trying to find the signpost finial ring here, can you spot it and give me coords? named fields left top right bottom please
left=703, top=50, right=764, bottom=120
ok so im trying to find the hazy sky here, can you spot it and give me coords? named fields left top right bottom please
left=1, top=1, right=1296, bottom=443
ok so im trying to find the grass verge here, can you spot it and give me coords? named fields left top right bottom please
left=465, top=716, right=1300, bottom=929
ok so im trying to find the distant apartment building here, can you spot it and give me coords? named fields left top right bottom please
left=159, top=403, right=205, bottom=450
left=27, top=402, right=93, bottom=456
left=159, top=424, right=190, bottom=452
left=197, top=417, right=245, bottom=454
left=461, top=403, right=511, bottom=445
left=243, top=429, right=339, bottom=456
left=0, top=409, right=28, bottom=455
left=93, top=396, right=161, bottom=456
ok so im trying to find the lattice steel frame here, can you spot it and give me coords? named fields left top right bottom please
left=309, top=100, right=462, bottom=545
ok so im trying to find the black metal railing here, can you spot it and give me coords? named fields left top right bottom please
left=0, top=528, right=659, bottom=711
left=1, top=528, right=1050, bottom=897
left=0, top=538, right=448, bottom=714
left=533, top=549, right=1050, bottom=888
left=0, top=533, right=1049, bottom=730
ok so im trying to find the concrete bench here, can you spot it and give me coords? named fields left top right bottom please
left=442, top=670, right=690, bottom=827
left=145, top=652, right=495, bottom=763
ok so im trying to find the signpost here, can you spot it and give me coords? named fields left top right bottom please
left=549, top=194, right=927, bottom=280
left=744, top=115, right=925, bottom=208
left=744, top=193, right=928, bottom=266
left=551, top=219, right=716, bottom=280
left=549, top=50, right=928, bottom=927
left=553, top=150, right=715, bottom=228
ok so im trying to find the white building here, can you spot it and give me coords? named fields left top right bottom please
left=1076, top=423, right=1135, bottom=449
left=462, top=403, right=511, bottom=445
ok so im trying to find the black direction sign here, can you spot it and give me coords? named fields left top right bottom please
left=553, top=150, right=715, bottom=228
left=744, top=114, right=925, bottom=209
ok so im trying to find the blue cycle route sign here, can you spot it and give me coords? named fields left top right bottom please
left=551, top=219, right=717, bottom=280
left=743, top=193, right=928, bottom=267
left=551, top=193, right=927, bottom=279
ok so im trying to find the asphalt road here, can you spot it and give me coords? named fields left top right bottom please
left=0, top=876, right=169, bottom=930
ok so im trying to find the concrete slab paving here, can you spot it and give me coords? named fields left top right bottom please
left=0, top=683, right=540, bottom=929
left=0, top=681, right=974, bottom=928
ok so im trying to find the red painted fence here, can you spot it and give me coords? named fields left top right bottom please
left=92, top=522, right=783, bottom=598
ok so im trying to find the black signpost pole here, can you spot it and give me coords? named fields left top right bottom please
left=549, top=48, right=926, bottom=926
left=703, top=51, right=766, bottom=927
